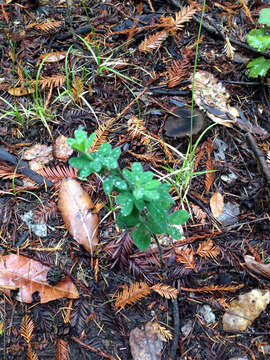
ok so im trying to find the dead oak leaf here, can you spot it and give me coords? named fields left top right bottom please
left=0, top=254, right=79, bottom=303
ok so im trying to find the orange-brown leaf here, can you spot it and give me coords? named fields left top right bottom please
left=196, top=239, right=220, bottom=259
left=210, top=191, right=224, bottom=218
left=21, top=315, right=34, bottom=344
left=151, top=283, right=178, bottom=299
left=38, top=52, right=66, bottom=64
left=56, top=338, right=70, bottom=360
left=58, top=179, right=99, bottom=254
left=175, top=247, right=196, bottom=271
left=115, top=282, right=150, bottom=309
left=139, top=30, right=168, bottom=52
left=205, top=159, right=214, bottom=192
left=8, top=87, right=34, bottom=96
left=0, top=254, right=79, bottom=303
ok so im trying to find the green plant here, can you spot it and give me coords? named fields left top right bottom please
left=67, top=129, right=189, bottom=251
left=246, top=8, right=270, bottom=78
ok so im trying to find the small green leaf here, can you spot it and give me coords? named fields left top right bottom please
left=143, top=190, right=160, bottom=201
left=131, top=162, right=143, bottom=175
left=259, top=8, right=270, bottom=26
left=247, top=56, right=270, bottom=78
left=79, top=166, right=95, bottom=178
left=103, top=157, right=118, bottom=169
left=140, top=171, right=154, bottom=184
left=131, top=224, right=151, bottom=250
left=167, top=226, right=181, bottom=240
left=116, top=192, right=134, bottom=216
left=123, top=169, right=136, bottom=185
left=69, top=155, right=90, bottom=170
left=144, top=180, right=160, bottom=190
left=116, top=208, right=140, bottom=228
left=247, top=28, right=270, bottom=52
left=111, top=147, right=121, bottom=160
left=97, top=142, right=112, bottom=155
left=113, top=176, right=128, bottom=191
left=133, top=186, right=144, bottom=200
left=168, top=209, right=190, bottom=225
left=67, top=130, right=96, bottom=153
left=103, top=176, right=114, bottom=194
left=134, top=199, right=145, bottom=211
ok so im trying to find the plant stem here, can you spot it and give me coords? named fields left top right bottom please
left=152, top=232, right=166, bottom=270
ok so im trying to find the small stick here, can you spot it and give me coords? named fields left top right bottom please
left=169, top=298, right=180, bottom=360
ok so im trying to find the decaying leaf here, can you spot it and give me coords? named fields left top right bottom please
left=8, top=87, right=34, bottom=96
left=210, top=191, right=224, bottom=218
left=115, top=282, right=150, bottom=310
left=151, top=283, right=178, bottom=299
left=223, top=289, right=270, bottom=331
left=129, top=321, right=166, bottom=360
left=191, top=71, right=237, bottom=127
left=54, top=135, right=73, bottom=161
left=22, top=144, right=53, bottom=163
left=175, top=247, right=196, bottom=271
left=0, top=254, right=79, bottom=303
left=196, top=239, right=220, bottom=259
left=245, top=255, right=270, bottom=278
left=38, top=51, right=66, bottom=64
left=58, top=179, right=99, bottom=254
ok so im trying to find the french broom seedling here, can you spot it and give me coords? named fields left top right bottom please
left=67, top=129, right=189, bottom=252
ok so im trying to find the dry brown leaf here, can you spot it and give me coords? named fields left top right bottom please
left=115, top=282, right=150, bottom=310
left=21, top=315, right=34, bottom=343
left=129, top=321, right=166, bottom=360
left=245, top=255, right=270, bottom=278
left=196, top=239, right=220, bottom=259
left=191, top=203, right=207, bottom=224
left=89, top=118, right=116, bottom=152
left=191, top=71, right=237, bottom=127
left=8, top=87, right=34, bottom=96
left=175, top=247, right=196, bottom=271
left=0, top=254, right=79, bottom=303
left=71, top=76, right=84, bottom=104
left=54, top=135, right=73, bottom=161
left=26, top=21, right=62, bottom=32
left=151, top=283, right=178, bottom=299
left=58, top=179, right=99, bottom=254
left=38, top=51, right=66, bottom=64
left=223, top=289, right=270, bottom=331
left=22, top=144, right=53, bottom=162
left=210, top=191, right=224, bottom=218
left=205, top=158, right=214, bottom=193
left=56, top=338, right=70, bottom=360
left=35, top=74, right=66, bottom=91
left=139, top=30, right=168, bottom=52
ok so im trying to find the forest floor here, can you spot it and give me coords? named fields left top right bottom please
left=0, top=0, right=270, bottom=359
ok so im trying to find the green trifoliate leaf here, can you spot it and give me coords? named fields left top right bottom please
left=259, top=9, right=270, bottom=26
left=116, top=192, right=134, bottom=216
left=247, top=28, right=270, bottom=52
left=247, top=56, right=270, bottom=77
left=67, top=130, right=96, bottom=153
left=131, top=224, right=151, bottom=250
left=167, top=225, right=181, bottom=240
left=168, top=209, right=190, bottom=225
left=116, top=208, right=140, bottom=228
